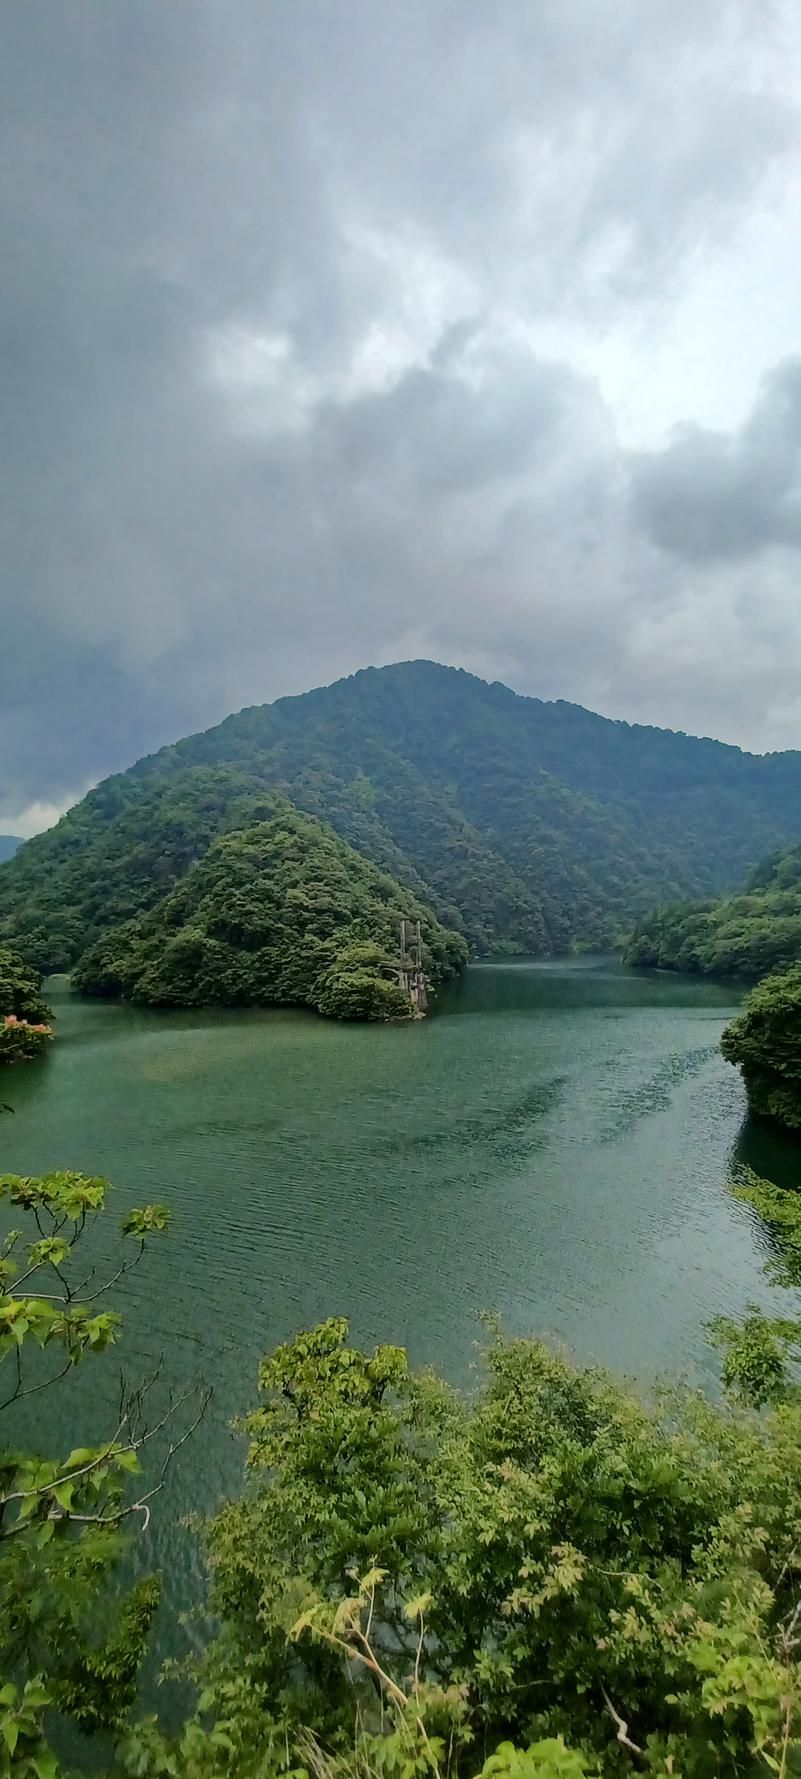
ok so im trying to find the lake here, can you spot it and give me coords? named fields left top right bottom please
left=2, top=955, right=801, bottom=1668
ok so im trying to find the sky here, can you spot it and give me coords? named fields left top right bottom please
left=4, top=1, right=801, bottom=836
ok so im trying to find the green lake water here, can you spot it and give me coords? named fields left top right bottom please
left=3, top=955, right=801, bottom=1671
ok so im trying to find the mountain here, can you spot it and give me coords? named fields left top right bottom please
left=0, top=837, right=22, bottom=863
left=5, top=660, right=801, bottom=971
left=73, top=805, right=466, bottom=1020
left=625, top=841, right=801, bottom=980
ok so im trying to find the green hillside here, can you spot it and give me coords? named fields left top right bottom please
left=6, top=660, right=801, bottom=970
left=623, top=841, right=801, bottom=1132
left=73, top=807, right=467, bottom=1020
left=0, top=836, right=21, bottom=862
left=625, top=842, right=801, bottom=980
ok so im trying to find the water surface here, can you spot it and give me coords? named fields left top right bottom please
left=3, top=956, right=800, bottom=1661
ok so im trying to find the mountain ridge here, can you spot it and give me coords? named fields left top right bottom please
left=5, top=659, right=801, bottom=970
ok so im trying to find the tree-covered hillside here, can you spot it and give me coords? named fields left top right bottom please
left=623, top=841, right=801, bottom=1133
left=6, top=661, right=801, bottom=968
left=625, top=841, right=801, bottom=980
left=74, top=808, right=467, bottom=1020
left=0, top=836, right=21, bottom=863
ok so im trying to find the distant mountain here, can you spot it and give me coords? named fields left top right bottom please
left=4, top=660, right=801, bottom=972
left=625, top=841, right=801, bottom=981
left=0, top=836, right=22, bottom=863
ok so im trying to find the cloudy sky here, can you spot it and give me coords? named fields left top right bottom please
left=4, top=0, right=801, bottom=834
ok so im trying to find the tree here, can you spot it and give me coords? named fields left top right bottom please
left=0, top=1166, right=207, bottom=1774
left=0, top=951, right=52, bottom=1069
left=124, top=1318, right=801, bottom=1779
left=624, top=841, right=801, bottom=986
left=721, top=962, right=801, bottom=1130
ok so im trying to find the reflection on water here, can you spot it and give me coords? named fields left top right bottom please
left=734, top=1111, right=801, bottom=1195
left=2, top=954, right=800, bottom=1679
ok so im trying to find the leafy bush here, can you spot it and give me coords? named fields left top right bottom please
left=0, top=1166, right=204, bottom=1776
left=0, top=1015, right=52, bottom=1065
left=121, top=1317, right=801, bottom=1779
left=0, top=945, right=52, bottom=1066
left=0, top=946, right=50, bottom=1026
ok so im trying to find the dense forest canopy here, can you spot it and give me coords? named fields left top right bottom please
left=74, top=807, right=467, bottom=1020
left=625, top=840, right=801, bottom=981
left=6, top=662, right=801, bottom=969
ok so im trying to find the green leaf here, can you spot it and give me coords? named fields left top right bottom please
left=32, top=1752, right=60, bottom=1779
left=1, top=1721, right=18, bottom=1757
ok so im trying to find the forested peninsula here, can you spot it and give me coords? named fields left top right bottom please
left=74, top=807, right=466, bottom=1020
left=626, top=841, right=801, bottom=1131
left=6, top=661, right=801, bottom=973
left=625, top=841, right=801, bottom=980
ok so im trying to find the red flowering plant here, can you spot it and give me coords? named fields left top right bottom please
left=0, top=1013, right=53, bottom=1064
left=0, top=944, right=53, bottom=1064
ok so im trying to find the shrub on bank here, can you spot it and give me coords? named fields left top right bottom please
left=0, top=942, right=53, bottom=1064
left=0, top=1012, right=52, bottom=1063
left=722, top=961, right=801, bottom=1129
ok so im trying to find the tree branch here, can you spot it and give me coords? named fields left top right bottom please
left=601, top=1685, right=644, bottom=1757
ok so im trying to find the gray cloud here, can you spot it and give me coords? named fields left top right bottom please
left=631, top=361, right=801, bottom=560
left=3, top=0, right=801, bottom=826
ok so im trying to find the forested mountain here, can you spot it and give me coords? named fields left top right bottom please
left=6, top=660, right=801, bottom=969
left=74, top=806, right=466, bottom=1020
left=625, top=841, right=801, bottom=980
left=0, top=836, right=21, bottom=862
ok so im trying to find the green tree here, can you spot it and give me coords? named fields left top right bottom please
left=124, top=1318, right=801, bottom=1779
left=0, top=949, right=52, bottom=1069
left=721, top=962, right=801, bottom=1130
left=0, top=1167, right=207, bottom=1774
left=624, top=840, right=801, bottom=985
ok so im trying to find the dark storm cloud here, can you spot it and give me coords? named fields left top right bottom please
left=3, top=0, right=801, bottom=827
left=631, top=362, right=801, bottom=561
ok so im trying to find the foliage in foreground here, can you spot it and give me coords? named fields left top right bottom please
left=721, top=964, right=801, bottom=1131
left=0, top=949, right=52, bottom=1067
left=72, top=810, right=465, bottom=1022
left=118, top=1310, right=801, bottom=1779
left=8, top=1161, right=801, bottom=1777
left=0, top=1166, right=204, bottom=1777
